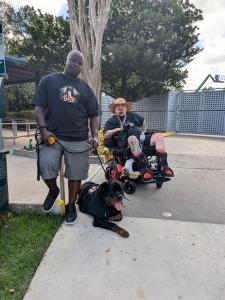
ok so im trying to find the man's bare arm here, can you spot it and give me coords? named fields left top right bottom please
left=90, top=116, right=99, bottom=148
left=90, top=116, right=99, bottom=138
left=35, top=106, right=54, bottom=144
left=104, top=127, right=121, bottom=138
left=35, top=106, right=46, bottom=128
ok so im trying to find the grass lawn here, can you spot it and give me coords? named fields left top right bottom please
left=0, top=212, right=63, bottom=300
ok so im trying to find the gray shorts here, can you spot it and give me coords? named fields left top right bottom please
left=39, top=139, right=90, bottom=180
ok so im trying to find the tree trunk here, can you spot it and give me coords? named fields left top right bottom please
left=67, top=0, right=112, bottom=101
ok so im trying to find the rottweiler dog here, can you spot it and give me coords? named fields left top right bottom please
left=77, top=181, right=129, bottom=238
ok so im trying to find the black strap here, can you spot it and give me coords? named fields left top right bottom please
left=55, top=139, right=93, bottom=154
left=34, top=127, right=106, bottom=181
left=36, top=142, right=41, bottom=181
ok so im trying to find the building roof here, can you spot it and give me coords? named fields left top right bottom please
left=5, top=54, right=28, bottom=65
left=4, top=54, right=48, bottom=85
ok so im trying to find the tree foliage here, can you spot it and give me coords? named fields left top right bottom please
left=0, top=1, right=15, bottom=51
left=0, top=2, right=71, bottom=112
left=102, top=0, right=203, bottom=99
left=4, top=4, right=71, bottom=71
left=1, top=0, right=204, bottom=102
left=5, top=82, right=35, bottom=112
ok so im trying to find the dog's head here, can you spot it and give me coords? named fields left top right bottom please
left=99, top=181, right=124, bottom=211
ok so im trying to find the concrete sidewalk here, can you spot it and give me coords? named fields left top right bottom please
left=4, top=134, right=225, bottom=299
left=3, top=130, right=101, bottom=207
left=24, top=215, right=225, bottom=300
left=7, top=154, right=101, bottom=206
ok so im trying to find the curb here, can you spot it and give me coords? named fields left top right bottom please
left=9, top=203, right=43, bottom=213
left=12, top=148, right=36, bottom=158
left=162, top=131, right=176, bottom=137
left=8, top=166, right=103, bottom=214
left=176, top=133, right=225, bottom=140
left=11, top=148, right=100, bottom=164
left=155, top=132, right=225, bottom=139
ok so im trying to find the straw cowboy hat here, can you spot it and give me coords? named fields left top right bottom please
left=108, top=98, right=133, bottom=113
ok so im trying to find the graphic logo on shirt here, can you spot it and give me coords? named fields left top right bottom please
left=60, top=86, right=80, bottom=103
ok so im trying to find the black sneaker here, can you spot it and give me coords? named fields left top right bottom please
left=65, top=204, right=77, bottom=225
left=43, top=187, right=60, bottom=212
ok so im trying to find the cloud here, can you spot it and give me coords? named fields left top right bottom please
left=184, top=0, right=225, bottom=90
left=184, top=37, right=225, bottom=90
left=7, top=0, right=66, bottom=16
left=6, top=0, right=225, bottom=91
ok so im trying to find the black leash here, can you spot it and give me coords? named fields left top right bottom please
left=36, top=140, right=41, bottom=181
left=35, top=128, right=94, bottom=153
left=35, top=130, right=129, bottom=201
left=55, top=139, right=93, bottom=154
left=55, top=140, right=107, bottom=176
left=35, top=128, right=106, bottom=180
left=95, top=150, right=106, bottom=173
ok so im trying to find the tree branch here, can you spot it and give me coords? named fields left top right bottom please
left=67, top=0, right=112, bottom=99
left=89, top=0, right=98, bottom=36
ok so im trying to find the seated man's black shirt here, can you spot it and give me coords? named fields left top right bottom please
left=103, top=112, right=144, bottom=149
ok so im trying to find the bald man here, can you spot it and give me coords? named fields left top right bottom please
left=32, top=50, right=100, bottom=225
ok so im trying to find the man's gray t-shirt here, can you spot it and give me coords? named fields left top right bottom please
left=32, top=72, right=100, bottom=141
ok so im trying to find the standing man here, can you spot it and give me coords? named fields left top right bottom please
left=32, top=50, right=100, bottom=225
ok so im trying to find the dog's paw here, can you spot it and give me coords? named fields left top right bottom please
left=119, top=228, right=129, bottom=238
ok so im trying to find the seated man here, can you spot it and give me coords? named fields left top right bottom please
left=103, top=98, right=174, bottom=179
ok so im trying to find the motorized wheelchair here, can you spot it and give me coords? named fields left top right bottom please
left=103, top=122, right=172, bottom=194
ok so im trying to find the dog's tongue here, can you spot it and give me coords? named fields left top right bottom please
left=115, top=201, right=124, bottom=211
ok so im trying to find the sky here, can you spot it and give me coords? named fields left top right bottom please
left=184, top=0, right=225, bottom=90
left=6, top=0, right=225, bottom=90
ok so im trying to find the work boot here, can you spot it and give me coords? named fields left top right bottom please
left=157, top=152, right=174, bottom=177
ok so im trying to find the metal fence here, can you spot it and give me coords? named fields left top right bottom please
left=101, top=93, right=179, bottom=131
left=100, top=95, right=114, bottom=128
left=176, top=90, right=225, bottom=134
left=101, top=90, right=225, bottom=135
left=133, top=93, right=178, bottom=131
left=0, top=118, right=37, bottom=147
left=1, top=90, right=225, bottom=140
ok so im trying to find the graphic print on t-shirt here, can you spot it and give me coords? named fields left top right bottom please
left=60, top=86, right=80, bottom=103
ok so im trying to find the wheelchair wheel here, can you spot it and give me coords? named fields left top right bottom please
left=156, top=182, right=163, bottom=189
left=123, top=180, right=136, bottom=194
